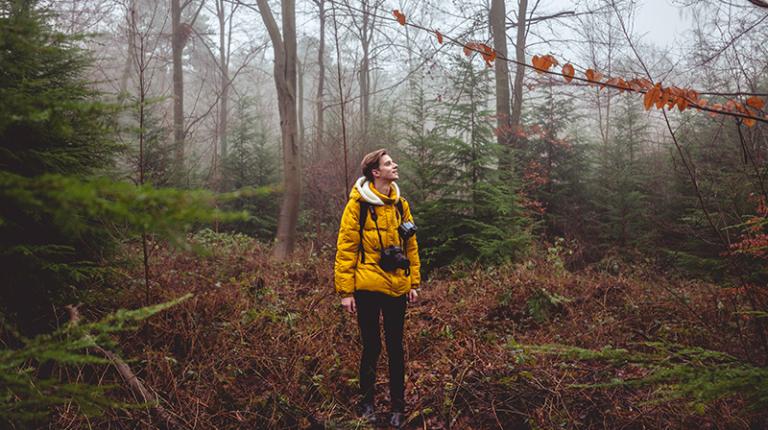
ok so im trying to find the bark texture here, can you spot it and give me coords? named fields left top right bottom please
left=257, top=0, right=300, bottom=260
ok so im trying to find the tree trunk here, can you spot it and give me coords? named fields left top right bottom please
left=298, top=57, right=305, bottom=155
left=491, top=0, right=513, bottom=173
left=352, top=0, right=379, bottom=155
left=258, top=0, right=300, bottom=260
left=315, top=0, right=325, bottom=156
left=360, top=21, right=370, bottom=153
left=118, top=1, right=136, bottom=102
left=217, top=0, right=229, bottom=164
left=171, top=0, right=185, bottom=181
left=510, top=0, right=528, bottom=157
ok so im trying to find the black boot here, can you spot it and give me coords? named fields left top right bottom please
left=389, top=411, right=405, bottom=428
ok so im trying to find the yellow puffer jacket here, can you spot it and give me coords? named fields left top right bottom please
left=334, top=177, right=421, bottom=297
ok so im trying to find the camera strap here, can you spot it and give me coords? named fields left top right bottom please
left=369, top=206, right=386, bottom=252
left=395, top=200, right=407, bottom=255
left=358, top=200, right=410, bottom=275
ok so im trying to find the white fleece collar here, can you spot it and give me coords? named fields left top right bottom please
left=355, top=176, right=400, bottom=206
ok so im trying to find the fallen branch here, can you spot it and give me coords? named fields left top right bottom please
left=65, top=305, right=186, bottom=430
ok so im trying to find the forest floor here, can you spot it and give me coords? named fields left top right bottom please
left=58, top=231, right=768, bottom=429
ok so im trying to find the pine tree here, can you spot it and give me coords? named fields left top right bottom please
left=590, top=93, right=653, bottom=252
left=0, top=0, right=117, bottom=177
left=524, top=85, right=590, bottom=239
left=416, top=56, right=529, bottom=267
left=0, top=0, right=119, bottom=334
left=223, top=96, right=278, bottom=190
left=398, top=75, right=452, bottom=207
left=219, top=96, right=279, bottom=240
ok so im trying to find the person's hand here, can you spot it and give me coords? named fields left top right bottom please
left=407, top=289, right=418, bottom=303
left=341, top=296, right=356, bottom=314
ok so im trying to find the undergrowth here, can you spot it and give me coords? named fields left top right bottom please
left=50, top=231, right=768, bottom=429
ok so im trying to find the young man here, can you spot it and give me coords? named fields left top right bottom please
left=334, top=149, right=421, bottom=428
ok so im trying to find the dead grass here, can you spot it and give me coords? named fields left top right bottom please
left=56, top=235, right=768, bottom=429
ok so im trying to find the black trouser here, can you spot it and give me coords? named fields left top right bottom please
left=354, top=290, right=407, bottom=412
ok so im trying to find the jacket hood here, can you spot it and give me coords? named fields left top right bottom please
left=351, top=176, right=400, bottom=206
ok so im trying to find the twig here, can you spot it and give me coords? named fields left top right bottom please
left=64, top=305, right=186, bottom=430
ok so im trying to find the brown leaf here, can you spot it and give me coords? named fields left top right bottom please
left=562, top=64, right=574, bottom=83
left=543, top=54, right=559, bottom=68
left=643, top=85, right=660, bottom=111
left=585, top=69, right=603, bottom=86
left=479, top=44, right=496, bottom=66
left=743, top=118, right=757, bottom=127
left=655, top=87, right=670, bottom=109
left=746, top=96, right=765, bottom=110
left=436, top=30, right=443, bottom=44
left=393, top=9, right=406, bottom=26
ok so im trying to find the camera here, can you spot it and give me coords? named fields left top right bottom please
left=398, top=221, right=417, bottom=240
left=379, top=245, right=410, bottom=274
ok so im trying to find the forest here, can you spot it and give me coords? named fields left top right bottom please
left=1, top=0, right=767, bottom=428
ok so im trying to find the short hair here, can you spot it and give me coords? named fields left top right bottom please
left=360, top=148, right=388, bottom=182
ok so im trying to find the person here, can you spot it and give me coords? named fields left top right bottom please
left=334, top=149, right=421, bottom=428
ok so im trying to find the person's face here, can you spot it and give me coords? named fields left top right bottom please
left=373, top=154, right=399, bottom=182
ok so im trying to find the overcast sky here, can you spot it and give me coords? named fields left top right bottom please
left=633, top=0, right=693, bottom=49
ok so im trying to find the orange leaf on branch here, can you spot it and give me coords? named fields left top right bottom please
left=463, top=43, right=476, bottom=56
left=656, top=87, right=671, bottom=109
left=478, top=44, right=496, bottom=67
left=627, top=79, right=643, bottom=91
left=532, top=54, right=557, bottom=73
left=585, top=69, right=603, bottom=85
left=643, top=83, right=661, bottom=111
left=464, top=43, right=496, bottom=66
left=435, top=30, right=443, bottom=44
left=746, top=96, right=765, bottom=110
left=543, top=54, right=558, bottom=68
left=562, top=64, right=575, bottom=83
left=744, top=118, right=757, bottom=127
left=393, top=9, right=406, bottom=26
left=708, top=103, right=724, bottom=118
left=605, top=77, right=620, bottom=89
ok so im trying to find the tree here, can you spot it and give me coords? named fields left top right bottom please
left=256, top=0, right=300, bottom=260
left=523, top=85, right=589, bottom=240
left=0, top=0, right=118, bottom=333
left=171, top=0, right=204, bottom=183
left=590, top=93, right=653, bottom=250
left=343, top=0, right=384, bottom=153
left=417, top=56, right=529, bottom=268
left=312, top=0, right=326, bottom=156
left=221, top=96, right=280, bottom=240
left=510, top=0, right=529, bottom=168
left=490, top=0, right=512, bottom=171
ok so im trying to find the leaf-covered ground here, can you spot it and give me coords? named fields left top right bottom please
left=56, top=233, right=768, bottom=429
